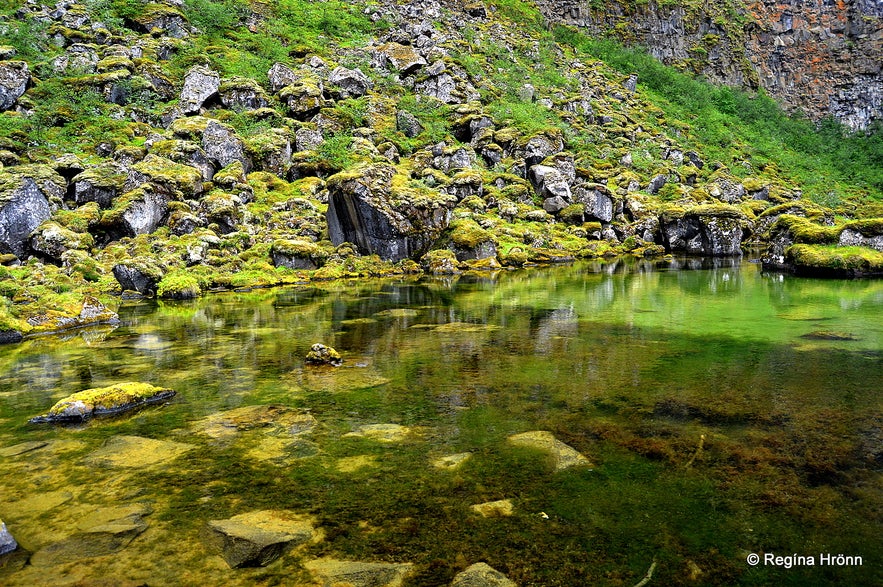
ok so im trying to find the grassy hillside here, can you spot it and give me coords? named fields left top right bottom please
left=0, top=0, right=882, bottom=333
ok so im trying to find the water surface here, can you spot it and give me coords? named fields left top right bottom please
left=1, top=258, right=881, bottom=586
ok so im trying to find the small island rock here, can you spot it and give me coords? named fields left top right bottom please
left=305, top=343, right=342, bottom=366
left=29, top=382, right=176, bottom=423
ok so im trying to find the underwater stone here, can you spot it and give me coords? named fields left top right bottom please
left=31, top=515, right=148, bottom=566
left=304, top=558, right=414, bottom=587
left=451, top=562, right=517, bottom=587
left=0, top=518, right=17, bottom=556
left=86, top=435, right=195, bottom=468
left=208, top=510, right=314, bottom=568
left=470, top=499, right=514, bottom=517
left=305, top=343, right=342, bottom=366
left=30, top=382, right=176, bottom=424
left=508, top=431, right=593, bottom=471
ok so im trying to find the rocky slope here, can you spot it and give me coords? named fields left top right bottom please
left=539, top=0, right=883, bottom=130
left=0, top=0, right=881, bottom=340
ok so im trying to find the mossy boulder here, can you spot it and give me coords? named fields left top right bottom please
left=0, top=174, right=54, bottom=258
left=157, top=270, right=204, bottom=299
left=421, top=248, right=460, bottom=274
left=270, top=239, right=326, bottom=269
left=449, top=218, right=497, bottom=261
left=29, top=382, right=176, bottom=423
left=785, top=244, right=883, bottom=278
left=305, top=343, right=342, bottom=366
left=219, top=77, right=270, bottom=110
left=279, top=78, right=325, bottom=119
left=0, top=60, right=29, bottom=111
left=29, top=220, right=94, bottom=262
left=179, top=66, right=219, bottom=114
left=72, top=162, right=128, bottom=208
left=112, top=260, right=164, bottom=294
left=131, top=155, right=205, bottom=197
left=100, top=184, right=170, bottom=239
left=660, top=205, right=750, bottom=256
left=326, top=163, right=457, bottom=262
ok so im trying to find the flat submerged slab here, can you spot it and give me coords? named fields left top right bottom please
left=507, top=431, right=593, bottom=471
left=85, top=435, right=195, bottom=468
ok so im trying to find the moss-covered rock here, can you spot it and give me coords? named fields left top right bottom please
left=157, top=269, right=204, bottom=299
left=326, top=163, right=457, bottom=262
left=270, top=239, right=327, bottom=269
left=305, top=343, right=342, bottom=366
left=30, top=382, right=176, bottom=423
left=785, top=244, right=883, bottom=278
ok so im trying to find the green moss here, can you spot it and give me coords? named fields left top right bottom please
left=157, top=269, right=206, bottom=299
left=450, top=219, right=495, bottom=249
left=132, top=155, right=204, bottom=196
left=786, top=244, right=883, bottom=274
left=772, top=215, right=841, bottom=244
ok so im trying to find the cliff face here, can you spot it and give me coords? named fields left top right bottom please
left=539, top=0, right=883, bottom=130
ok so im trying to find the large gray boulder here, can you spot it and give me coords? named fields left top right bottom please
left=72, top=162, right=128, bottom=208
left=203, top=120, right=249, bottom=172
left=101, top=185, right=169, bottom=239
left=573, top=184, right=614, bottom=223
left=328, top=66, right=372, bottom=98
left=660, top=206, right=749, bottom=256
left=0, top=60, right=29, bottom=110
left=112, top=260, right=164, bottom=294
left=179, top=66, right=220, bottom=114
left=0, top=177, right=52, bottom=258
left=326, top=163, right=457, bottom=261
left=268, top=62, right=299, bottom=92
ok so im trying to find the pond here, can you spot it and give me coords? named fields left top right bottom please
left=0, top=257, right=881, bottom=586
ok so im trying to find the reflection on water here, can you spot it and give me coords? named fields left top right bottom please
left=0, top=258, right=881, bottom=586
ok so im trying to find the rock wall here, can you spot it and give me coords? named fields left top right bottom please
left=537, top=0, right=883, bottom=130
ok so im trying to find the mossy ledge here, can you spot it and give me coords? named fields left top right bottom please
left=29, top=382, right=176, bottom=424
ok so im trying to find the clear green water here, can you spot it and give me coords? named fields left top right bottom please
left=1, top=258, right=881, bottom=586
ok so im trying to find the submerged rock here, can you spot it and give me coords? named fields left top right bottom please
left=433, top=452, right=472, bottom=470
left=30, top=382, right=175, bottom=423
left=304, top=557, right=414, bottom=587
left=0, top=518, right=17, bottom=556
left=207, top=510, right=315, bottom=568
left=470, top=499, right=514, bottom=517
left=507, top=431, right=593, bottom=471
left=306, top=343, right=342, bottom=366
left=194, top=405, right=318, bottom=442
left=85, top=435, right=195, bottom=468
left=31, top=510, right=148, bottom=566
left=451, top=562, right=517, bottom=587
left=344, top=423, right=413, bottom=443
